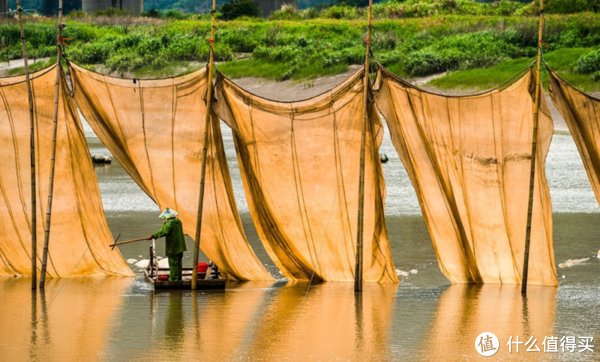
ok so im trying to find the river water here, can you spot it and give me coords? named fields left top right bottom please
left=1, top=124, right=599, bottom=361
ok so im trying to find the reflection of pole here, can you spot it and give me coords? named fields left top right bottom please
left=192, top=0, right=217, bottom=290
left=522, top=0, right=544, bottom=295
left=521, top=294, right=531, bottom=337
left=30, top=291, right=38, bottom=356
left=40, top=287, right=51, bottom=346
left=40, top=0, right=64, bottom=289
left=354, top=0, right=373, bottom=293
left=17, top=0, right=37, bottom=290
left=354, top=290, right=364, bottom=350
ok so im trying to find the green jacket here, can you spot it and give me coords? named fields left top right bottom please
left=152, top=218, right=186, bottom=256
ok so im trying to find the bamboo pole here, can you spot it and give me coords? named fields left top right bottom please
left=192, top=0, right=217, bottom=290
left=521, top=0, right=544, bottom=295
left=16, top=0, right=37, bottom=290
left=40, top=0, right=64, bottom=289
left=108, top=237, right=149, bottom=250
left=354, top=0, right=373, bottom=293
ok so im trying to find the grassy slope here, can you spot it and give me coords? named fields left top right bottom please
left=429, top=48, right=599, bottom=92
left=1, top=14, right=599, bottom=91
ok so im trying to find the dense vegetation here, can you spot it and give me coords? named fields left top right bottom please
left=0, top=1, right=599, bottom=90
left=7, top=0, right=600, bottom=16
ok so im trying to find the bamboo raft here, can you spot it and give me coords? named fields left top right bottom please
left=144, top=245, right=226, bottom=291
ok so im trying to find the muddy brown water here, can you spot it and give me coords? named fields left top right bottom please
left=1, top=116, right=599, bottom=360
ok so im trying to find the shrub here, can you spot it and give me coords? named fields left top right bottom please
left=106, top=51, right=145, bottom=71
left=403, top=31, right=525, bottom=76
left=67, top=41, right=113, bottom=64
left=253, top=44, right=300, bottom=62
left=94, top=8, right=130, bottom=17
left=136, top=38, right=163, bottom=58
left=149, top=53, right=168, bottom=68
left=372, top=32, right=398, bottom=50
left=163, top=9, right=186, bottom=19
left=26, top=25, right=55, bottom=48
left=164, top=36, right=198, bottom=60
left=142, top=8, right=161, bottom=18
left=264, top=26, right=283, bottom=47
left=218, top=27, right=260, bottom=53
left=372, top=0, right=529, bottom=18
left=270, top=4, right=301, bottom=20
left=545, top=0, right=598, bottom=14
left=63, top=24, right=97, bottom=44
left=67, top=10, right=86, bottom=19
left=298, top=7, right=320, bottom=19
left=377, top=49, right=408, bottom=67
left=502, top=23, right=538, bottom=48
left=493, top=0, right=525, bottom=16
left=574, top=48, right=600, bottom=74
left=220, top=0, right=260, bottom=20
left=114, top=33, right=144, bottom=49
left=405, top=49, right=455, bottom=76
left=213, top=43, right=234, bottom=61
left=320, top=5, right=362, bottom=19
left=29, top=45, right=55, bottom=59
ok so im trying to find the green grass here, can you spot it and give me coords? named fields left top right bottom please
left=382, top=63, right=408, bottom=78
left=2, top=13, right=600, bottom=90
left=543, top=48, right=600, bottom=92
left=131, top=61, right=203, bottom=78
left=428, top=57, right=533, bottom=90
left=429, top=48, right=600, bottom=92
left=217, top=59, right=349, bottom=80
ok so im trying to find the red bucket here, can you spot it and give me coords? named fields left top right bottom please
left=197, top=262, right=208, bottom=273
left=158, top=274, right=169, bottom=281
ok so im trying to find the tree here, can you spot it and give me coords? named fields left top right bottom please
left=220, top=0, right=259, bottom=19
left=545, top=0, right=599, bottom=13
left=336, top=0, right=369, bottom=7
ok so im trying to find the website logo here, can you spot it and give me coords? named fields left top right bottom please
left=475, top=332, right=499, bottom=357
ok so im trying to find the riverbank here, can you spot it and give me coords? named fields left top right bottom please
left=0, top=57, right=573, bottom=133
left=1, top=13, right=599, bottom=89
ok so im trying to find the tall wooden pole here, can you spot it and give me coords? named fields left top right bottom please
left=16, top=0, right=37, bottom=290
left=40, top=0, right=64, bottom=289
left=521, top=0, right=544, bottom=295
left=354, top=0, right=373, bottom=293
left=192, top=0, right=217, bottom=290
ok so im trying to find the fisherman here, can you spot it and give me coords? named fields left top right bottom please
left=147, top=208, right=186, bottom=281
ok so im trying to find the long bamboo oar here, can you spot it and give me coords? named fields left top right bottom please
left=354, top=0, right=373, bottom=293
left=521, top=0, right=545, bottom=295
left=16, top=0, right=36, bottom=290
left=40, top=0, right=64, bottom=289
left=109, top=237, right=149, bottom=250
left=192, top=0, right=218, bottom=290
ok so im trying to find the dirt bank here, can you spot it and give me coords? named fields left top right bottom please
left=231, top=66, right=569, bottom=133
left=0, top=60, right=572, bottom=132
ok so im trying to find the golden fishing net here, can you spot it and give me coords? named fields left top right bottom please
left=375, top=66, right=557, bottom=286
left=214, top=69, right=397, bottom=283
left=0, top=65, right=132, bottom=277
left=69, top=63, right=272, bottom=281
left=548, top=68, right=600, bottom=206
